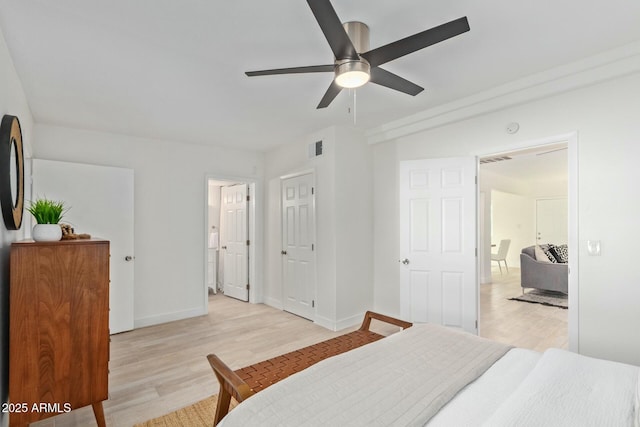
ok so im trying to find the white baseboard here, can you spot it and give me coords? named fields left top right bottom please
left=314, top=314, right=336, bottom=331
left=314, top=312, right=364, bottom=331
left=263, top=296, right=283, bottom=310
left=134, top=306, right=207, bottom=329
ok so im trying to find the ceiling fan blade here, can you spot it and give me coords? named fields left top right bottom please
left=317, top=80, right=342, bottom=109
left=307, top=0, right=358, bottom=60
left=369, top=67, right=424, bottom=96
left=361, top=17, right=470, bottom=67
left=246, top=65, right=334, bottom=77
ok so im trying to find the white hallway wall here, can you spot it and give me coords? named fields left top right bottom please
left=263, top=125, right=373, bottom=330
left=372, top=71, right=640, bottom=365
left=32, top=124, right=263, bottom=327
left=0, top=25, right=34, bottom=427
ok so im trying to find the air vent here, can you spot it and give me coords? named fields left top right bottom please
left=480, top=156, right=512, bottom=164
left=308, top=140, right=323, bottom=158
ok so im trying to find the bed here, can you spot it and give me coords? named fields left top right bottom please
left=213, top=322, right=640, bottom=426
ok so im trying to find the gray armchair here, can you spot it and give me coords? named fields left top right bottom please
left=520, top=246, right=568, bottom=294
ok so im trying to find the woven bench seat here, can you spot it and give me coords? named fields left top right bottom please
left=207, top=311, right=412, bottom=425
left=234, top=329, right=384, bottom=393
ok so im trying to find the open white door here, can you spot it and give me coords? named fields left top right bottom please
left=31, top=159, right=134, bottom=334
left=281, top=173, right=315, bottom=320
left=399, top=157, right=477, bottom=334
left=220, top=184, right=248, bottom=301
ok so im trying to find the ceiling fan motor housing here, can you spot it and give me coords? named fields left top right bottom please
left=335, top=21, right=371, bottom=87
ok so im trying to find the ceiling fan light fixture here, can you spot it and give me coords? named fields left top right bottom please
left=334, top=60, right=370, bottom=88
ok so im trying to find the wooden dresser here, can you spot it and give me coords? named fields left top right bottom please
left=9, top=239, right=109, bottom=427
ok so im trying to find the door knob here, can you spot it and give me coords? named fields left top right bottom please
left=281, top=250, right=287, bottom=255
left=401, top=258, right=410, bottom=265
left=221, top=246, right=227, bottom=250
left=124, top=256, right=134, bottom=262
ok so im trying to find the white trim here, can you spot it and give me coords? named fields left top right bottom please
left=204, top=174, right=262, bottom=311
left=476, top=131, right=579, bottom=352
left=280, top=168, right=316, bottom=181
left=314, top=314, right=336, bottom=331
left=567, top=133, right=579, bottom=353
left=263, top=296, right=283, bottom=310
left=134, top=306, right=207, bottom=329
left=313, top=313, right=362, bottom=331
left=367, top=42, right=640, bottom=145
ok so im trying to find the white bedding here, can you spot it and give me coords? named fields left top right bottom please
left=218, top=324, right=509, bottom=427
left=483, top=348, right=640, bottom=427
left=218, top=327, right=640, bottom=427
left=427, top=348, right=541, bottom=426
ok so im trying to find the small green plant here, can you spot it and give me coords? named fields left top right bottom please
left=26, top=198, right=67, bottom=224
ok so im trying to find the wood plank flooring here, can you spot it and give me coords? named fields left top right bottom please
left=32, top=269, right=566, bottom=426
left=480, top=267, right=568, bottom=351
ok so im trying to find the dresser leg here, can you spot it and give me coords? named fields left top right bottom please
left=92, top=401, right=107, bottom=427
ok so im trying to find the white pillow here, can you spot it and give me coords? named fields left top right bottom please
left=534, top=245, right=551, bottom=263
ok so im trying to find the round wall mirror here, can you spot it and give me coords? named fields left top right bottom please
left=0, top=115, right=24, bottom=230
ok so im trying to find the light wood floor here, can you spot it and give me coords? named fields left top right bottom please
left=34, top=270, right=566, bottom=426
left=480, top=267, right=568, bottom=351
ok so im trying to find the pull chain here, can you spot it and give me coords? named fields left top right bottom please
left=347, top=88, right=357, bottom=124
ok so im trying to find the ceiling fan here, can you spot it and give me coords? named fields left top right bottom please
left=246, top=0, right=470, bottom=109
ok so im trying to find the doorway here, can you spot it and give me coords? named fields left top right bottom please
left=477, top=134, right=577, bottom=351
left=281, top=172, right=316, bottom=321
left=205, top=177, right=257, bottom=306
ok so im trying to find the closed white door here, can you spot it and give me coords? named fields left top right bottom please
left=220, top=184, right=248, bottom=301
left=399, top=157, right=477, bottom=333
left=536, top=198, right=567, bottom=245
left=281, top=173, right=315, bottom=320
left=32, top=159, right=134, bottom=334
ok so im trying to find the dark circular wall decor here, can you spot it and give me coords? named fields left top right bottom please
left=0, top=115, right=24, bottom=230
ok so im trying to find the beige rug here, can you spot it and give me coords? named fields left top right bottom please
left=134, top=395, right=238, bottom=427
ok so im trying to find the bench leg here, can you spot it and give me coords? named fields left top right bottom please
left=214, top=389, right=232, bottom=426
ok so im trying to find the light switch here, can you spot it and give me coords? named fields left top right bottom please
left=587, top=240, right=601, bottom=256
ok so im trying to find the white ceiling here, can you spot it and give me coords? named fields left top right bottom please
left=0, top=1, right=639, bottom=152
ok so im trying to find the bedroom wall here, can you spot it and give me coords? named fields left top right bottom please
left=263, top=125, right=373, bottom=330
left=31, top=124, right=263, bottom=328
left=372, top=71, right=640, bottom=365
left=0, top=26, right=34, bottom=427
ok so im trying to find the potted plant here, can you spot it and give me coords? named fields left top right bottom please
left=26, top=198, right=67, bottom=241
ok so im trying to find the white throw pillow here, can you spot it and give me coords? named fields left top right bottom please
left=534, top=245, right=551, bottom=263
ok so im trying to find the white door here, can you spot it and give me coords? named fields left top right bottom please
left=281, top=173, right=315, bottom=320
left=31, top=159, right=134, bottom=334
left=399, top=157, right=477, bottom=333
left=536, top=198, right=567, bottom=245
left=220, top=184, right=248, bottom=301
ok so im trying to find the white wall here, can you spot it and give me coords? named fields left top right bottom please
left=491, top=190, right=535, bottom=270
left=263, top=126, right=373, bottom=330
left=373, top=71, right=640, bottom=365
left=334, top=126, right=373, bottom=326
left=0, top=26, right=34, bottom=427
left=264, top=127, right=337, bottom=323
left=31, top=124, right=263, bottom=328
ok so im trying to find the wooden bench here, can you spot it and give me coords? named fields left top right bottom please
left=207, top=311, right=412, bottom=425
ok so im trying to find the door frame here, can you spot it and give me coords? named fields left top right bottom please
left=204, top=174, right=261, bottom=309
left=280, top=169, right=317, bottom=321
left=476, top=131, right=579, bottom=352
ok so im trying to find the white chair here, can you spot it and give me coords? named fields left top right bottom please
left=491, top=239, right=511, bottom=274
